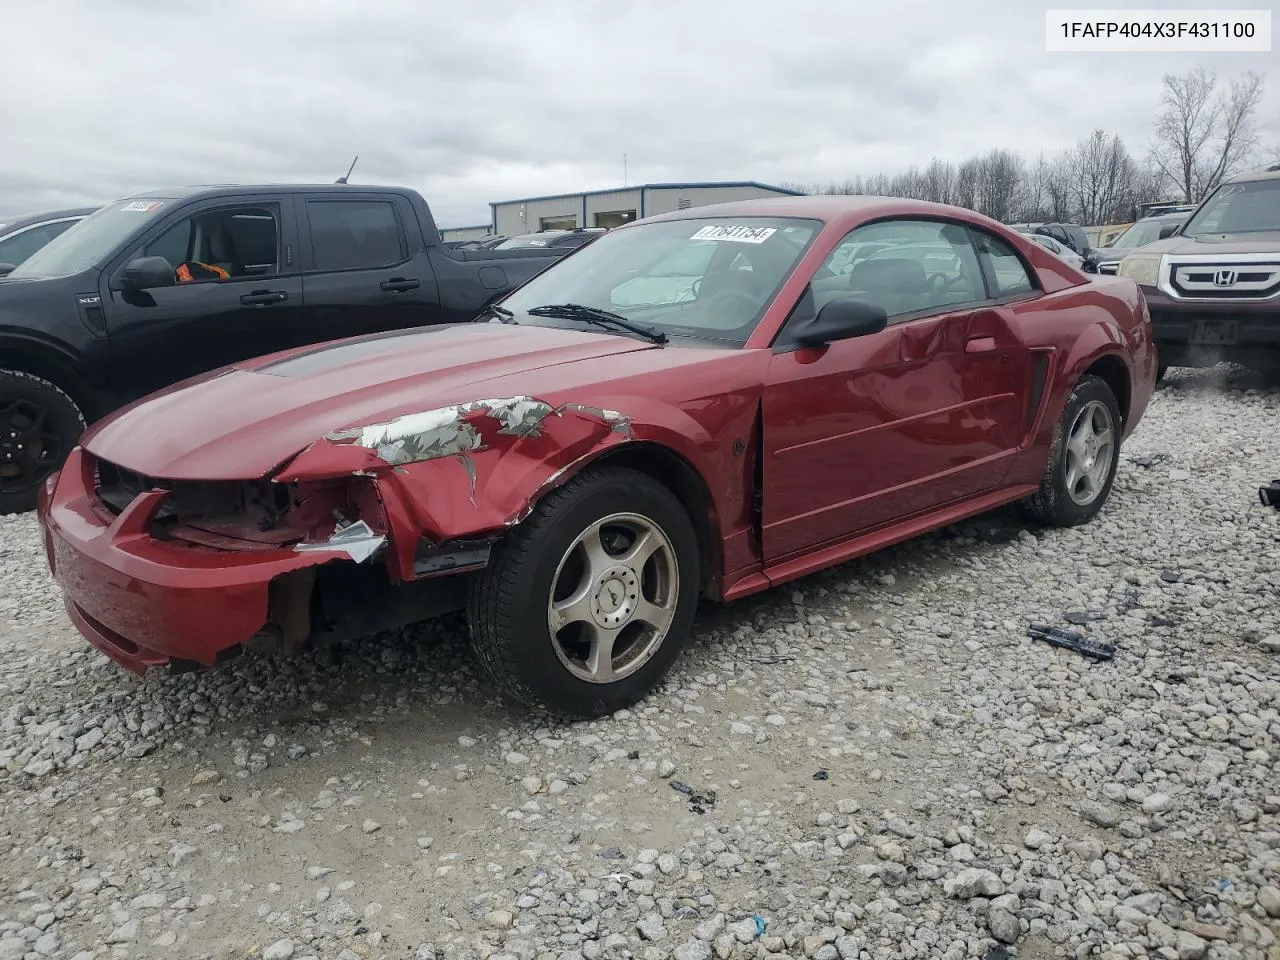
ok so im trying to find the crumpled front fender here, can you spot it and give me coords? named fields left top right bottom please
left=274, top=395, right=723, bottom=582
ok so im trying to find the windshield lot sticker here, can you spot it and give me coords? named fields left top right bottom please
left=690, top=225, right=777, bottom=244
left=121, top=200, right=165, bottom=213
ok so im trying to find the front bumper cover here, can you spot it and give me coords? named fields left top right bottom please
left=1142, top=286, right=1280, bottom=364
left=37, top=448, right=363, bottom=673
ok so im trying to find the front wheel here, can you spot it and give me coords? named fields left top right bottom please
left=468, top=465, right=700, bottom=718
left=1021, top=375, right=1122, bottom=527
left=0, top=370, right=86, bottom=515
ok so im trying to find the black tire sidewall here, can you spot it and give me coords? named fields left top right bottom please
left=482, top=470, right=700, bottom=716
left=0, top=370, right=85, bottom=515
left=1045, top=377, right=1123, bottom=526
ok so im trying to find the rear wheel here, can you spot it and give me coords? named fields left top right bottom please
left=1022, top=375, right=1122, bottom=528
left=0, top=370, right=85, bottom=515
left=468, top=465, right=700, bottom=718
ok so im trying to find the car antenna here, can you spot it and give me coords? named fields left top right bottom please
left=335, top=155, right=359, bottom=184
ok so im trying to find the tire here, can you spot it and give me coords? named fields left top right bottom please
left=1021, top=375, right=1122, bottom=528
left=468, top=465, right=700, bottom=718
left=0, top=370, right=86, bottom=515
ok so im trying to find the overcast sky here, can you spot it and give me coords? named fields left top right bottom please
left=1, top=0, right=1275, bottom=226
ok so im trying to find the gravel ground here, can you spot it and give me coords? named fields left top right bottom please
left=1, top=365, right=1278, bottom=960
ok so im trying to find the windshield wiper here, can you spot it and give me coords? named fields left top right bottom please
left=526, top=303, right=667, bottom=344
left=479, top=302, right=516, bottom=324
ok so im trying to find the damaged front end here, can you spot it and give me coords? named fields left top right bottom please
left=274, top=395, right=635, bottom=582
left=65, top=395, right=635, bottom=672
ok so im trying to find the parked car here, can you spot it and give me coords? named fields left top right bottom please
left=38, top=196, right=1155, bottom=717
left=1084, top=211, right=1189, bottom=275
left=444, top=235, right=508, bottom=251
left=0, top=184, right=579, bottom=513
left=1118, top=163, right=1280, bottom=379
left=1027, top=232, right=1085, bottom=268
left=1011, top=221, right=1097, bottom=259
left=0, top=207, right=96, bottom=273
left=495, top=228, right=605, bottom=251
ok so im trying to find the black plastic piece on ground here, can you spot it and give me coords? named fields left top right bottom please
left=1259, top=481, right=1280, bottom=508
left=1028, top=623, right=1116, bottom=661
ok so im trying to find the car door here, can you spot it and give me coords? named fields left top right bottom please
left=298, top=193, right=443, bottom=340
left=760, top=218, right=1033, bottom=561
left=101, top=196, right=305, bottom=402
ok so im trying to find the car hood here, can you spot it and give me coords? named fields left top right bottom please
left=1136, top=232, right=1280, bottom=256
left=83, top=322, right=670, bottom=480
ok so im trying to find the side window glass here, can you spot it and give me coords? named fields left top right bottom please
left=973, top=231, right=1037, bottom=298
left=143, top=205, right=280, bottom=281
left=0, top=219, right=82, bottom=265
left=809, top=219, right=985, bottom=319
left=0, top=227, right=55, bottom=265
left=307, top=200, right=405, bottom=272
left=145, top=219, right=192, bottom=267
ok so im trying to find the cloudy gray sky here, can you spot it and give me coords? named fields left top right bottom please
left=1, top=0, right=1275, bottom=226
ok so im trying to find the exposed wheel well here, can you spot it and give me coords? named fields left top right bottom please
left=0, top=344, right=98, bottom=420
left=1083, top=354, right=1130, bottom=425
left=577, top=442, right=722, bottom=598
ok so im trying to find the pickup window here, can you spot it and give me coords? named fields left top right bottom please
left=306, top=200, right=406, bottom=272
left=144, top=206, right=280, bottom=279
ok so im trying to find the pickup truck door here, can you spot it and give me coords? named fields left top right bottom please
left=100, top=194, right=306, bottom=403
left=297, top=192, right=443, bottom=339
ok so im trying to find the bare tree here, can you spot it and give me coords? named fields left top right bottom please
left=969, top=149, right=1025, bottom=222
left=1150, top=68, right=1265, bottom=202
left=921, top=159, right=956, bottom=204
left=953, top=159, right=979, bottom=211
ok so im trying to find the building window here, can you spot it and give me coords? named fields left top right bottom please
left=676, top=199, right=691, bottom=209
left=539, top=216, right=577, bottom=231
left=594, top=210, right=637, bottom=229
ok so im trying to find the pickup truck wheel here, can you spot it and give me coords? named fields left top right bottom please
left=0, top=370, right=86, bottom=515
left=468, top=465, right=700, bottom=719
left=1021, top=375, right=1122, bottom=528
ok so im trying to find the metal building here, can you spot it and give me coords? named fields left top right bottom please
left=488, top=181, right=804, bottom=237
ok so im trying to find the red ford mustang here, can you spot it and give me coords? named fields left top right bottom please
left=37, top=197, right=1156, bottom=717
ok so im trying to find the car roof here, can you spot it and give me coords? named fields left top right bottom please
left=1225, top=162, right=1280, bottom=185
left=636, top=194, right=1024, bottom=234
left=126, top=184, right=406, bottom=201
left=0, top=207, right=97, bottom=234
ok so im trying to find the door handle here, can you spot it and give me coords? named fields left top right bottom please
left=380, top=278, right=421, bottom=293
left=240, top=290, right=288, bottom=306
left=965, top=336, right=996, bottom=353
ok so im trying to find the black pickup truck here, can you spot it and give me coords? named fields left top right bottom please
left=0, top=184, right=569, bottom=512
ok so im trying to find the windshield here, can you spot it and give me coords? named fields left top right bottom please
left=499, top=217, right=822, bottom=344
left=1109, top=217, right=1179, bottom=249
left=10, top=198, right=173, bottom=278
left=1182, top=179, right=1280, bottom=237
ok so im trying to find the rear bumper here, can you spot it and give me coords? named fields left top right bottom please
left=1142, top=286, right=1280, bottom=365
left=37, top=448, right=348, bottom=673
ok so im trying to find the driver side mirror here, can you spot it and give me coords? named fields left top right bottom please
left=793, top=297, right=888, bottom=348
left=121, top=256, right=175, bottom=292
left=0, top=263, right=16, bottom=278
